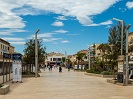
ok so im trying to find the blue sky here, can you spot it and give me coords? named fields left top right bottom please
left=0, top=0, right=133, bottom=55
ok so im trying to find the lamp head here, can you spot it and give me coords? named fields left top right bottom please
left=126, top=24, right=131, bottom=30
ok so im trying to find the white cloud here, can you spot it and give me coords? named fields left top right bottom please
left=38, top=33, right=53, bottom=38
left=0, top=29, right=27, bottom=35
left=0, top=32, right=13, bottom=35
left=61, top=40, right=70, bottom=43
left=87, top=20, right=113, bottom=26
left=9, top=42, right=25, bottom=45
left=0, top=0, right=119, bottom=28
left=53, top=29, right=68, bottom=33
left=1, top=37, right=25, bottom=45
left=67, top=34, right=79, bottom=36
left=13, top=7, right=40, bottom=16
left=29, top=33, right=54, bottom=39
left=2, top=37, right=24, bottom=41
left=56, top=16, right=67, bottom=20
left=43, top=38, right=61, bottom=42
left=126, top=1, right=133, bottom=9
left=0, top=0, right=26, bottom=28
left=119, top=8, right=126, bottom=12
left=106, top=25, right=111, bottom=28
left=52, top=21, right=64, bottom=26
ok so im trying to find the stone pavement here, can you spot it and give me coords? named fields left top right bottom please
left=0, top=67, right=133, bottom=99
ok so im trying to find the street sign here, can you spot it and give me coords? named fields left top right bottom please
left=12, top=54, right=22, bottom=83
left=3, top=53, right=11, bottom=59
left=119, top=64, right=123, bottom=72
left=130, top=56, right=133, bottom=60
left=12, top=54, right=22, bottom=60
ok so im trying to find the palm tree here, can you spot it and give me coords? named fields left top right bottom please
left=76, top=52, right=86, bottom=70
left=97, top=43, right=110, bottom=71
left=62, top=57, right=66, bottom=67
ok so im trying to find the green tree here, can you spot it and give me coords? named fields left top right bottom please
left=23, top=39, right=46, bottom=72
left=62, top=57, right=66, bottom=67
left=108, top=21, right=127, bottom=73
left=108, top=21, right=127, bottom=59
left=129, top=37, right=133, bottom=54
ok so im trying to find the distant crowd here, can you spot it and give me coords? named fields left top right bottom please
left=39, top=64, right=72, bottom=72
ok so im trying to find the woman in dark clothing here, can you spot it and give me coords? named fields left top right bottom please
left=59, top=66, right=62, bottom=72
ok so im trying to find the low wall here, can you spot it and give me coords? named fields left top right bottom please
left=0, top=85, right=10, bottom=95
left=84, top=72, right=116, bottom=78
left=0, top=73, right=13, bottom=84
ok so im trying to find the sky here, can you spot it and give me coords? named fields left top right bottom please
left=0, top=0, right=133, bottom=55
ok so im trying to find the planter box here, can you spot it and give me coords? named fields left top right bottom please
left=85, top=72, right=116, bottom=78
left=84, top=72, right=101, bottom=77
left=0, top=85, right=10, bottom=95
left=22, top=73, right=40, bottom=78
left=101, top=75, right=117, bottom=78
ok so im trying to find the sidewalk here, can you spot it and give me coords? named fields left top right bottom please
left=0, top=67, right=133, bottom=99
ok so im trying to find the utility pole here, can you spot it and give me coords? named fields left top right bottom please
left=125, top=24, right=131, bottom=86
left=88, top=47, right=90, bottom=70
left=65, top=51, right=66, bottom=68
left=35, top=29, right=40, bottom=78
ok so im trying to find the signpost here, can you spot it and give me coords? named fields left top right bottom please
left=12, top=54, right=22, bottom=83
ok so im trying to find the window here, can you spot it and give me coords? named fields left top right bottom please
left=58, top=58, right=61, bottom=61
left=53, top=58, right=56, bottom=61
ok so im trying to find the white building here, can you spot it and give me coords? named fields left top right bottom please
left=46, top=52, right=65, bottom=66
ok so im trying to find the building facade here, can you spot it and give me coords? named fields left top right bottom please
left=46, top=52, right=65, bottom=66
left=0, top=38, right=15, bottom=84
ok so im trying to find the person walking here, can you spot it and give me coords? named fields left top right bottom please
left=68, top=65, right=71, bottom=71
left=50, top=65, right=53, bottom=71
left=59, top=66, right=62, bottom=72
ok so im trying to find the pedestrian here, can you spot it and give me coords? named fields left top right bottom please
left=68, top=65, right=71, bottom=71
left=48, top=65, right=50, bottom=71
left=59, top=66, right=62, bottom=72
left=50, top=65, right=53, bottom=71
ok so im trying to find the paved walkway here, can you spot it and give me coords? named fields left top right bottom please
left=1, top=68, right=133, bottom=99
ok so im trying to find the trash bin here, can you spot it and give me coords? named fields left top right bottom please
left=117, top=72, right=123, bottom=83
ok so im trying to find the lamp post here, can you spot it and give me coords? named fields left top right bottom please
left=113, top=18, right=125, bottom=85
left=35, top=29, right=40, bottom=78
left=44, top=47, right=46, bottom=71
left=113, top=18, right=124, bottom=55
left=125, top=24, right=131, bottom=86
left=65, top=51, right=67, bottom=68
left=88, top=47, right=91, bottom=70
left=109, top=44, right=115, bottom=79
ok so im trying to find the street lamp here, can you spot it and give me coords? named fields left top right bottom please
left=35, top=29, right=40, bottom=78
left=113, top=18, right=124, bottom=55
left=125, top=24, right=131, bottom=85
left=44, top=47, right=46, bottom=71
left=88, top=47, right=91, bottom=70
left=65, top=51, right=67, bottom=68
